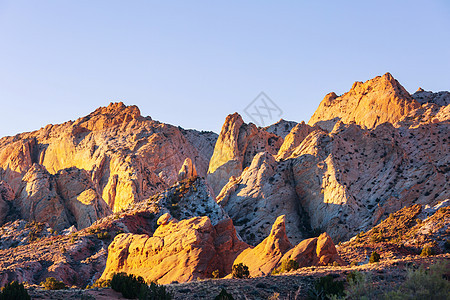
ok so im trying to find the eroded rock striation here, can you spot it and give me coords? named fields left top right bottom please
left=207, top=113, right=283, bottom=196
left=0, top=102, right=218, bottom=230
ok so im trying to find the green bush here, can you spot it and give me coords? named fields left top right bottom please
left=232, top=263, right=250, bottom=279
left=344, top=271, right=377, bottom=299
left=41, top=277, right=66, bottom=290
left=0, top=281, right=30, bottom=300
left=97, top=231, right=111, bottom=240
left=214, top=288, right=234, bottom=300
left=369, top=251, right=380, bottom=263
left=86, top=278, right=111, bottom=289
left=111, top=273, right=146, bottom=299
left=273, top=259, right=300, bottom=274
left=212, top=269, right=220, bottom=279
left=420, top=245, right=433, bottom=257
left=307, top=275, right=345, bottom=300
left=384, top=261, right=450, bottom=300
left=139, top=281, right=173, bottom=300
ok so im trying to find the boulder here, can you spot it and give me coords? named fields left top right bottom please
left=100, top=215, right=248, bottom=284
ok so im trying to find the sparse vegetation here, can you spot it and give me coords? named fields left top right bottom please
left=212, top=269, right=220, bottom=279
left=384, top=261, right=450, bottom=300
left=307, top=275, right=345, bottom=300
left=214, top=288, right=234, bottom=300
left=420, top=245, right=433, bottom=257
left=140, top=281, right=173, bottom=300
left=97, top=231, right=111, bottom=240
left=273, top=259, right=299, bottom=274
left=86, top=278, right=111, bottom=289
left=0, top=281, right=30, bottom=300
left=41, top=277, right=66, bottom=290
left=232, top=263, right=250, bottom=279
left=369, top=251, right=380, bottom=263
left=110, top=273, right=146, bottom=299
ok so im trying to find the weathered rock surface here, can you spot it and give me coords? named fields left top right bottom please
left=15, top=164, right=110, bottom=231
left=308, top=73, right=420, bottom=129
left=219, top=118, right=449, bottom=243
left=177, top=158, right=197, bottom=181
left=264, top=119, right=298, bottom=139
left=207, top=113, right=283, bottom=195
left=0, top=102, right=218, bottom=226
left=281, top=232, right=345, bottom=268
left=412, top=88, right=450, bottom=106
left=276, top=122, right=318, bottom=160
left=0, top=181, right=13, bottom=224
left=100, top=214, right=248, bottom=284
left=233, top=215, right=292, bottom=277
left=233, top=216, right=343, bottom=277
left=152, top=176, right=228, bottom=225
left=217, top=152, right=308, bottom=245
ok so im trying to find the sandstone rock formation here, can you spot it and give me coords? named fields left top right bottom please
left=207, top=113, right=283, bottom=196
left=152, top=176, right=228, bottom=225
left=177, top=158, right=197, bottom=181
left=412, top=89, right=450, bottom=106
left=15, top=164, right=111, bottom=231
left=0, top=102, right=218, bottom=227
left=264, top=119, right=298, bottom=139
left=276, top=122, right=318, bottom=160
left=233, top=216, right=343, bottom=277
left=219, top=117, right=449, bottom=243
left=0, top=181, right=13, bottom=224
left=233, top=215, right=292, bottom=277
left=308, top=73, right=420, bottom=129
left=100, top=214, right=248, bottom=284
left=281, top=232, right=345, bottom=268
left=217, top=152, right=308, bottom=245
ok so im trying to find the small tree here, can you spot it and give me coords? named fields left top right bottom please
left=232, top=263, right=250, bottom=279
left=214, top=288, right=234, bottom=300
left=110, top=273, right=146, bottom=299
left=41, top=277, right=66, bottom=290
left=0, top=281, right=30, bottom=300
left=420, top=245, right=433, bottom=257
left=369, top=251, right=380, bottom=263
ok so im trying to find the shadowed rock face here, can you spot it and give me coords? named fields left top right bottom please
left=0, top=102, right=218, bottom=228
left=308, top=73, right=420, bottom=129
left=207, top=113, right=283, bottom=196
left=219, top=117, right=449, bottom=243
left=15, top=164, right=111, bottom=231
left=100, top=214, right=248, bottom=284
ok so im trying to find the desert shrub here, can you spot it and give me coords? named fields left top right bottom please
left=110, top=273, right=146, bottom=299
left=139, top=281, right=172, bottom=300
left=307, top=275, right=345, bottom=300
left=41, top=277, right=66, bottom=290
left=0, top=281, right=30, bottom=300
left=281, top=259, right=299, bottom=272
left=212, top=269, right=220, bottom=279
left=97, top=231, right=111, bottom=240
left=214, top=288, right=234, bottom=300
left=273, top=259, right=300, bottom=274
left=86, top=278, right=111, bottom=289
left=344, top=271, right=377, bottom=299
left=420, top=245, right=433, bottom=257
left=232, top=263, right=250, bottom=279
left=369, top=251, right=380, bottom=263
left=384, top=261, right=450, bottom=300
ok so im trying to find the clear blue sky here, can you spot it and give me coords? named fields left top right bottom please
left=0, top=1, right=449, bottom=137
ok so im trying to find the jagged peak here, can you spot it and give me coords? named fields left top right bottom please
left=309, top=73, right=419, bottom=129
left=72, top=102, right=145, bottom=131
